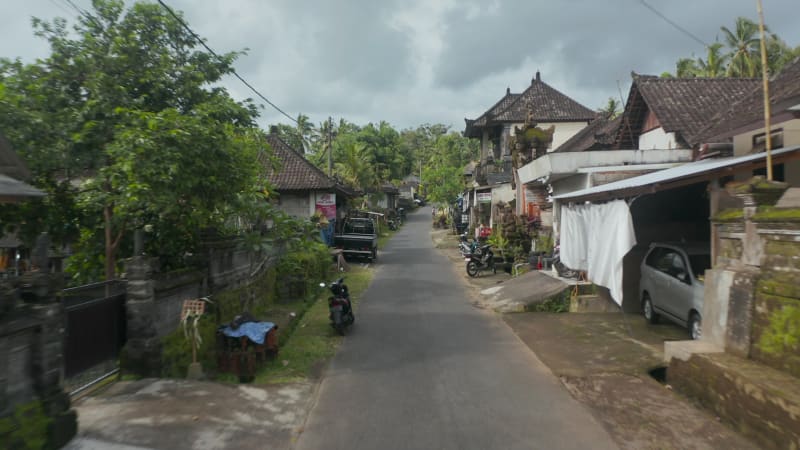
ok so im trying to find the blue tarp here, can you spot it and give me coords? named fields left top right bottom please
left=220, top=321, right=275, bottom=345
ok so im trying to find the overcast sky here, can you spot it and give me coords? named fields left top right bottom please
left=2, top=0, right=799, bottom=132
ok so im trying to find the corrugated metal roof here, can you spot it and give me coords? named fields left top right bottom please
left=554, top=145, right=800, bottom=202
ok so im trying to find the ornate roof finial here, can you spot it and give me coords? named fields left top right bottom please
left=535, top=71, right=541, bottom=82
left=506, top=86, right=511, bottom=95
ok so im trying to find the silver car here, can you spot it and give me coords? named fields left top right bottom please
left=640, top=242, right=711, bottom=340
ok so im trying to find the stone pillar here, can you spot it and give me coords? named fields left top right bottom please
left=500, top=124, right=511, bottom=162
left=481, top=131, right=489, bottom=162
left=121, top=256, right=162, bottom=377
left=9, top=270, right=77, bottom=449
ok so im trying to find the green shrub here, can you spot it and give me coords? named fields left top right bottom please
left=0, top=401, right=51, bottom=450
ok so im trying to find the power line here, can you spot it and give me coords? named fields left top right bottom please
left=48, top=0, right=75, bottom=17
left=636, top=0, right=709, bottom=48
left=156, top=0, right=297, bottom=124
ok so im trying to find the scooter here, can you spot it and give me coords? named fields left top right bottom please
left=466, top=244, right=496, bottom=277
left=552, top=245, right=579, bottom=279
left=458, top=233, right=479, bottom=257
left=321, top=278, right=354, bottom=335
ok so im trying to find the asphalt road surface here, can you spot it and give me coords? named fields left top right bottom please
left=294, top=209, right=618, bottom=450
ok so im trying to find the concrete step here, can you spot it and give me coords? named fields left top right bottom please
left=667, top=350, right=800, bottom=449
left=569, top=294, right=618, bottom=313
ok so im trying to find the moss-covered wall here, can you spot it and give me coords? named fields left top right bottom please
left=0, top=400, right=50, bottom=450
left=668, top=353, right=800, bottom=450
left=750, top=223, right=800, bottom=378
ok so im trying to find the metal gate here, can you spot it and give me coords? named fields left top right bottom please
left=62, top=280, right=126, bottom=390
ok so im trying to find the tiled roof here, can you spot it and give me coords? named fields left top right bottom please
left=472, top=91, right=520, bottom=127
left=496, top=74, right=595, bottom=123
left=614, top=74, right=760, bottom=148
left=381, top=183, right=399, bottom=194
left=692, top=57, right=800, bottom=144
left=261, top=134, right=337, bottom=191
left=465, top=91, right=520, bottom=137
left=553, top=115, right=621, bottom=153
left=465, top=73, right=595, bottom=136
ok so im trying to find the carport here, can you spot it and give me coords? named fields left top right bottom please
left=552, top=145, right=800, bottom=313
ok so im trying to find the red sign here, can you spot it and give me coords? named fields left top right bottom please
left=315, top=193, right=336, bottom=219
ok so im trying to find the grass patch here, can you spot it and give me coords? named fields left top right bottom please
left=377, top=227, right=399, bottom=249
left=254, top=265, right=374, bottom=384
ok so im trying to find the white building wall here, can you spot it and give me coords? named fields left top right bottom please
left=732, top=118, right=800, bottom=156
left=551, top=174, right=591, bottom=197
left=278, top=191, right=313, bottom=218
left=731, top=118, right=800, bottom=186
left=639, top=127, right=680, bottom=149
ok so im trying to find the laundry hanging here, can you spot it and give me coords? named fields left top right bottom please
left=560, top=200, right=636, bottom=305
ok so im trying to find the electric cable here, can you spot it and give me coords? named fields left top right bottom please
left=636, top=0, right=710, bottom=48
left=156, top=0, right=297, bottom=124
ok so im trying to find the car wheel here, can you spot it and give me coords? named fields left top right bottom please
left=642, top=294, right=659, bottom=324
left=689, top=312, right=702, bottom=340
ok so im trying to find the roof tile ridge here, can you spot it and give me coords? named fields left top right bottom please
left=266, top=134, right=336, bottom=188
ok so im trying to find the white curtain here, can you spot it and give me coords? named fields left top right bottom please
left=560, top=200, right=636, bottom=305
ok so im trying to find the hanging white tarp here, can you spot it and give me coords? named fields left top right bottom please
left=560, top=200, right=636, bottom=305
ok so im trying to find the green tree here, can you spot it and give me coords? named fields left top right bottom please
left=597, top=97, right=621, bottom=118
left=670, top=17, right=798, bottom=79
left=696, top=42, right=729, bottom=77
left=1, top=0, right=264, bottom=281
left=721, top=17, right=763, bottom=77
left=333, top=135, right=376, bottom=191
left=675, top=57, right=700, bottom=77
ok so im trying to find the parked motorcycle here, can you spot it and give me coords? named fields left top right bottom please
left=321, top=278, right=354, bottom=335
left=552, top=245, right=580, bottom=279
left=466, top=244, right=496, bottom=277
left=458, top=233, right=479, bottom=257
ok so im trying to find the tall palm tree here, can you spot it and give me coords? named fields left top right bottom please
left=295, top=114, right=317, bottom=154
left=721, top=17, right=763, bottom=77
left=696, top=42, right=729, bottom=77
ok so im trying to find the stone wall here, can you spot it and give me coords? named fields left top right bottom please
left=0, top=273, right=77, bottom=448
left=749, top=219, right=800, bottom=378
left=122, top=238, right=276, bottom=377
left=668, top=352, right=800, bottom=450
left=707, top=180, right=800, bottom=378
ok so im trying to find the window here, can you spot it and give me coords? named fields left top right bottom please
left=668, top=253, right=689, bottom=283
left=752, top=128, right=783, bottom=153
left=645, top=247, right=666, bottom=268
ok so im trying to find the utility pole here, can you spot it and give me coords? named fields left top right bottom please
left=327, top=116, right=333, bottom=176
left=757, top=0, right=773, bottom=181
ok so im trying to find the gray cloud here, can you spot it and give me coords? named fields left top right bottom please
left=2, top=0, right=800, bottom=130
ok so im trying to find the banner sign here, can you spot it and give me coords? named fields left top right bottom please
left=315, top=193, right=336, bottom=219
left=477, top=192, right=492, bottom=203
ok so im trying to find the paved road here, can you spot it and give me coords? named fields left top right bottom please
left=294, top=209, right=618, bottom=450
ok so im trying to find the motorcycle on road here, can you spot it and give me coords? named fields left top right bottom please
left=321, top=278, right=355, bottom=335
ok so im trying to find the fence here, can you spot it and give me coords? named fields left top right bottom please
left=61, top=280, right=127, bottom=392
